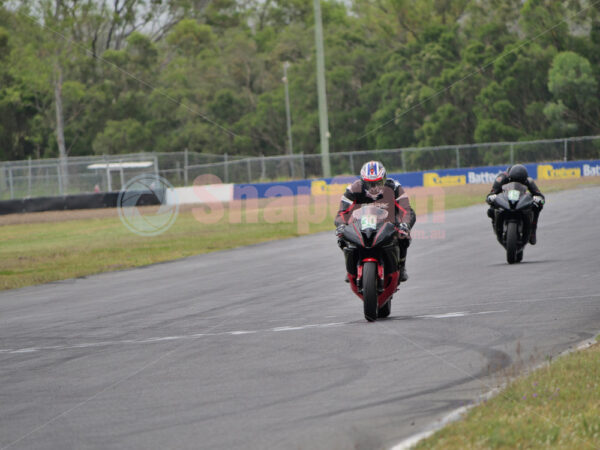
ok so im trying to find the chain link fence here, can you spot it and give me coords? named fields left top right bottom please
left=2, top=136, right=600, bottom=200
left=0, top=152, right=245, bottom=200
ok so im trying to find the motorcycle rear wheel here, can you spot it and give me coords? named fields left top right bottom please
left=363, top=262, right=378, bottom=322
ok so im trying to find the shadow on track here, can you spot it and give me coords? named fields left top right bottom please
left=487, top=259, right=560, bottom=267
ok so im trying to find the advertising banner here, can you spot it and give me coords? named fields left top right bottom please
left=230, top=159, right=600, bottom=201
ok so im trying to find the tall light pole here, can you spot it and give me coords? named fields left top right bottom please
left=313, top=0, right=331, bottom=178
left=282, top=61, right=295, bottom=178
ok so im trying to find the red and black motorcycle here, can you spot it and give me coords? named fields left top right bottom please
left=339, top=205, right=402, bottom=322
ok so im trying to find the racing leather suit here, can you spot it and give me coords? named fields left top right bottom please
left=335, top=179, right=416, bottom=278
left=487, top=171, right=545, bottom=237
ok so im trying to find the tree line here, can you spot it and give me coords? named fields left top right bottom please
left=1, top=0, right=599, bottom=163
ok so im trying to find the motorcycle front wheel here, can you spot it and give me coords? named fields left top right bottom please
left=516, top=249, right=523, bottom=263
left=362, top=262, right=378, bottom=322
left=506, top=222, right=519, bottom=264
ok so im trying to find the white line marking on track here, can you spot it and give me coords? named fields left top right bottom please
left=0, top=311, right=504, bottom=356
left=416, top=310, right=507, bottom=319
left=417, top=311, right=468, bottom=319
left=272, top=326, right=307, bottom=332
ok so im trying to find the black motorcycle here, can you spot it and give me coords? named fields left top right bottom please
left=340, top=205, right=402, bottom=321
left=489, top=182, right=534, bottom=264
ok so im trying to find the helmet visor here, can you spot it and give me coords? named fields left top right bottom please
left=364, top=179, right=384, bottom=197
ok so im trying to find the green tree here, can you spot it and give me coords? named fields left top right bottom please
left=92, top=119, right=151, bottom=154
left=544, top=51, right=599, bottom=135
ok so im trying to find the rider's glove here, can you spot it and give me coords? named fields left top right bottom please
left=396, top=222, right=410, bottom=238
left=486, top=194, right=497, bottom=205
left=533, top=195, right=545, bottom=206
left=335, top=224, right=346, bottom=237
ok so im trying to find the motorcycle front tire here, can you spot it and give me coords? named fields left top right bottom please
left=506, top=222, right=519, bottom=264
left=363, top=262, right=378, bottom=322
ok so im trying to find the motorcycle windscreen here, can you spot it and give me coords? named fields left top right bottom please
left=502, top=182, right=527, bottom=195
left=351, top=205, right=389, bottom=231
left=515, top=194, right=534, bottom=210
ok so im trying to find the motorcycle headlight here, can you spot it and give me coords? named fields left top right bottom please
left=507, top=190, right=520, bottom=202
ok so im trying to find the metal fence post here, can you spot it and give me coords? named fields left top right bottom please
left=184, top=148, right=189, bottom=186
left=456, top=147, right=460, bottom=168
left=224, top=153, right=229, bottom=183
left=107, top=167, right=112, bottom=192
left=57, top=164, right=64, bottom=195
left=319, top=151, right=323, bottom=178
left=563, top=139, right=568, bottom=162
left=247, top=158, right=252, bottom=182
left=104, top=155, right=111, bottom=192
left=175, top=160, right=181, bottom=184
left=8, top=167, right=14, bottom=199
left=401, top=149, right=406, bottom=172
left=349, top=152, right=355, bottom=174
left=28, top=157, right=32, bottom=197
left=510, top=143, right=514, bottom=165
left=300, top=152, right=306, bottom=179
left=260, top=154, right=266, bottom=180
left=119, top=159, right=125, bottom=189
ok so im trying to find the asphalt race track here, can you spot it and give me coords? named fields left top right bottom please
left=1, top=187, right=599, bottom=450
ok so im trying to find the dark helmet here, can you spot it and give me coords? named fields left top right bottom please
left=508, top=164, right=528, bottom=183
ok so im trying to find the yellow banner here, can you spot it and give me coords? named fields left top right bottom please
left=537, top=164, right=581, bottom=180
left=311, top=180, right=348, bottom=196
left=423, top=172, right=466, bottom=187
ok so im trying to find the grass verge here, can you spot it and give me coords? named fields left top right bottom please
left=1, top=177, right=599, bottom=290
left=415, top=340, right=600, bottom=449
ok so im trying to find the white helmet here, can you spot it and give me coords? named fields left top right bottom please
left=360, top=161, right=386, bottom=200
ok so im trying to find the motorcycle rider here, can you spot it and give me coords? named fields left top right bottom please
left=486, top=164, right=545, bottom=244
left=335, top=161, right=416, bottom=282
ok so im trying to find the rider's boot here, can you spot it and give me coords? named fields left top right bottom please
left=343, top=246, right=357, bottom=281
left=529, top=210, right=540, bottom=245
left=398, top=245, right=408, bottom=283
left=529, top=225, right=537, bottom=245
left=399, top=263, right=408, bottom=282
left=488, top=208, right=496, bottom=232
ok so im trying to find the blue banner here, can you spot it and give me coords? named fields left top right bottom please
left=233, top=159, right=600, bottom=199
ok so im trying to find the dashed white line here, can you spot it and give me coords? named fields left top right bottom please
left=417, top=310, right=507, bottom=319
left=0, top=311, right=504, bottom=356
